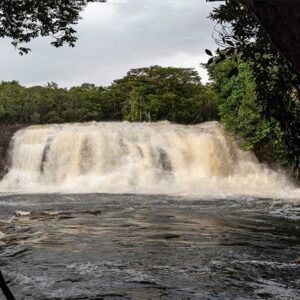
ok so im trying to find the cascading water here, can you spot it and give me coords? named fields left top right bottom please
left=0, top=121, right=294, bottom=196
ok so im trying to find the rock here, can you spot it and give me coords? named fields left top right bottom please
left=0, top=125, right=25, bottom=178
left=295, top=257, right=300, bottom=264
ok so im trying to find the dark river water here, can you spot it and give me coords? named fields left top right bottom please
left=0, top=194, right=299, bottom=299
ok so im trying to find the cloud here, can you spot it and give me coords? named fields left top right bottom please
left=0, top=0, right=218, bottom=87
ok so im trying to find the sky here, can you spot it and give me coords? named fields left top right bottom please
left=0, top=0, right=219, bottom=88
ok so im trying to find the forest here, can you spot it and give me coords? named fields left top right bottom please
left=0, top=66, right=218, bottom=125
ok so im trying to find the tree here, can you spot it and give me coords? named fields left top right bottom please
left=111, top=66, right=218, bottom=123
left=207, top=0, right=300, bottom=73
left=241, top=0, right=300, bottom=73
left=209, top=59, right=285, bottom=164
left=0, top=66, right=219, bottom=125
left=207, top=0, right=300, bottom=172
left=0, top=0, right=106, bottom=54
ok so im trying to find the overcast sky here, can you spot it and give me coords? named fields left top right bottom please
left=0, top=0, right=219, bottom=88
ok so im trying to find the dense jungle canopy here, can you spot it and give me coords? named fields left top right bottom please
left=206, top=0, right=300, bottom=174
left=0, top=66, right=218, bottom=125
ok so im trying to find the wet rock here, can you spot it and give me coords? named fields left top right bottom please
left=0, top=124, right=24, bottom=178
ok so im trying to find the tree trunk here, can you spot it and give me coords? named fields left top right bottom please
left=241, top=0, right=300, bottom=73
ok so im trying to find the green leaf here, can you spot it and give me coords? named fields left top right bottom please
left=207, top=57, right=214, bottom=65
left=205, top=49, right=213, bottom=56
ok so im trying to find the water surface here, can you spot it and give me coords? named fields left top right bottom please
left=0, top=193, right=299, bottom=299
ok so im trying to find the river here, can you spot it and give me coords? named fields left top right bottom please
left=0, top=122, right=299, bottom=299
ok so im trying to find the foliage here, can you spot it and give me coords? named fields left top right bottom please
left=0, top=66, right=218, bottom=125
left=207, top=0, right=300, bottom=171
left=0, top=0, right=106, bottom=54
left=110, top=66, right=218, bottom=123
left=208, top=59, right=286, bottom=164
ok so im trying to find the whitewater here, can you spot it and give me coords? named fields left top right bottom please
left=0, top=121, right=298, bottom=198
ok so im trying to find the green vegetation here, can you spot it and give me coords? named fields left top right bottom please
left=208, top=59, right=285, bottom=165
left=0, top=66, right=218, bottom=125
left=206, top=0, right=300, bottom=175
left=0, top=1, right=106, bottom=55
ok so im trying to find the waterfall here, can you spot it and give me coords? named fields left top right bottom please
left=0, top=121, right=293, bottom=196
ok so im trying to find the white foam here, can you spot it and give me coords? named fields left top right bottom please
left=0, top=121, right=299, bottom=199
